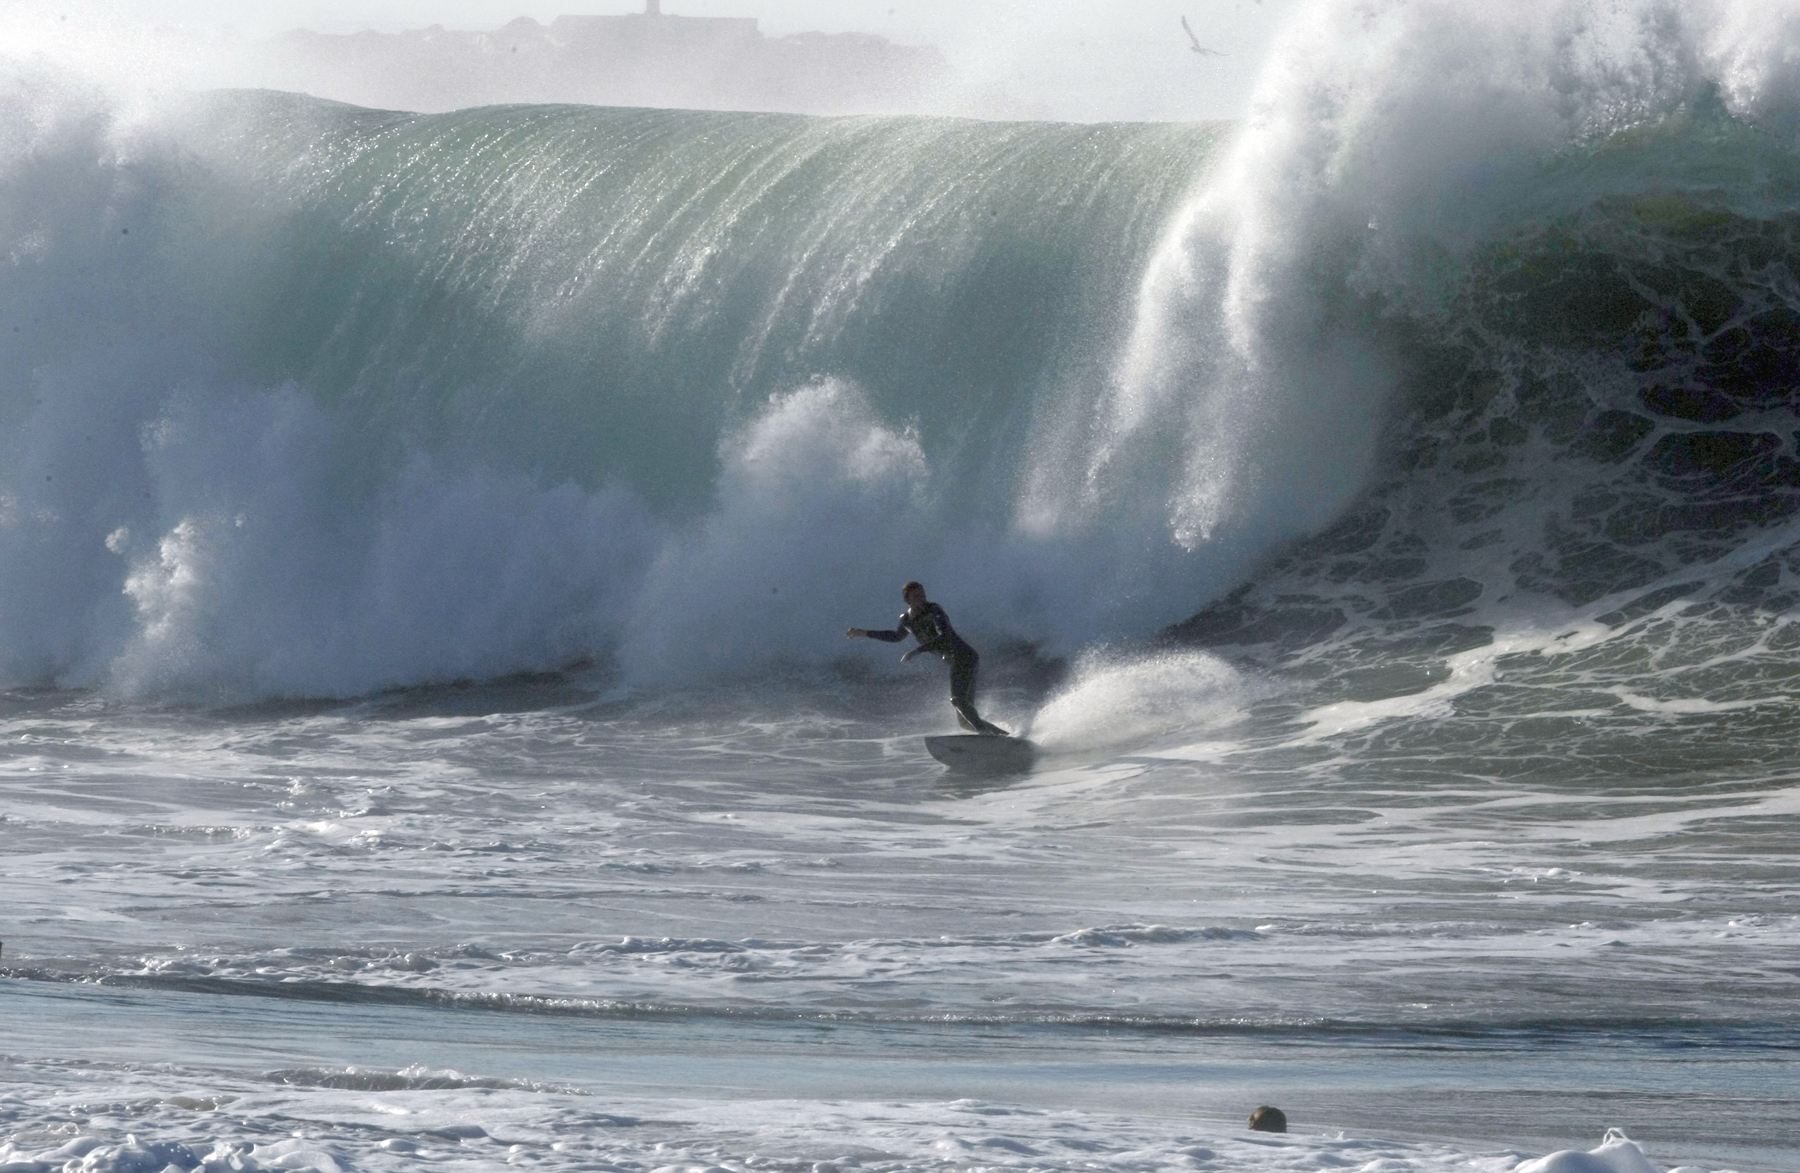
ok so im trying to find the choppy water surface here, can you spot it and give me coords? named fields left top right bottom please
left=3, top=667, right=1796, bottom=1171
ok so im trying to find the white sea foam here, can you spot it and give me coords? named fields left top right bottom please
left=106, top=390, right=661, bottom=700
left=0, top=1061, right=1741, bottom=1173
left=1029, top=649, right=1252, bottom=752
left=1517, top=1131, right=1668, bottom=1173
left=621, top=380, right=928, bottom=683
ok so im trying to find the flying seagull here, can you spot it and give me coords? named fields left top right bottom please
left=1181, top=15, right=1229, bottom=56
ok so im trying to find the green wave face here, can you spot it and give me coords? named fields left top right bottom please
left=170, top=93, right=1222, bottom=517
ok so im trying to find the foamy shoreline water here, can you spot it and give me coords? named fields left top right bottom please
left=2, top=677, right=1796, bottom=1170
left=0, top=983, right=1780, bottom=1173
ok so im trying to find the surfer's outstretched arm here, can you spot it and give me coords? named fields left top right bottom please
left=846, top=625, right=907, bottom=642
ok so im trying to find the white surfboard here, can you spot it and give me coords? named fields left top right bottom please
left=924, top=734, right=1036, bottom=773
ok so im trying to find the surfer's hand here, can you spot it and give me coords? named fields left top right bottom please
left=845, top=627, right=864, bottom=638
left=900, top=648, right=918, bottom=662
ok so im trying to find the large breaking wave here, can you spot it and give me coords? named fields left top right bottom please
left=9, top=0, right=1800, bottom=712
left=0, top=80, right=1228, bottom=698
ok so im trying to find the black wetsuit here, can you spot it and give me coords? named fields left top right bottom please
left=866, top=603, right=986, bottom=730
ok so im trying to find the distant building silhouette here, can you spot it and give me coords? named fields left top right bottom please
left=260, top=5, right=949, bottom=116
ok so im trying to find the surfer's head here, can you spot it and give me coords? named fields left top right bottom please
left=901, top=581, right=927, bottom=610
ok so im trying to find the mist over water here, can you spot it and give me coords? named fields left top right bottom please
left=5, top=3, right=1800, bottom=1172
left=0, top=0, right=1291, bottom=123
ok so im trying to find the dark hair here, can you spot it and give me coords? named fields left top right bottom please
left=901, top=581, right=925, bottom=596
left=1247, top=1106, right=1287, bottom=1133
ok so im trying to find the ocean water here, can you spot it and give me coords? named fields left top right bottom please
left=4, top=2, right=1800, bottom=1171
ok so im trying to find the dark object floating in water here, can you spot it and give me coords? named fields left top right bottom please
left=924, top=735, right=1036, bottom=774
left=1248, top=1106, right=1287, bottom=1133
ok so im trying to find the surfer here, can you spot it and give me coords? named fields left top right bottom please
left=847, top=582, right=1008, bottom=736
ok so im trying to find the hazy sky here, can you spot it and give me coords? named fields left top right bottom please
left=0, top=0, right=1302, bottom=121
